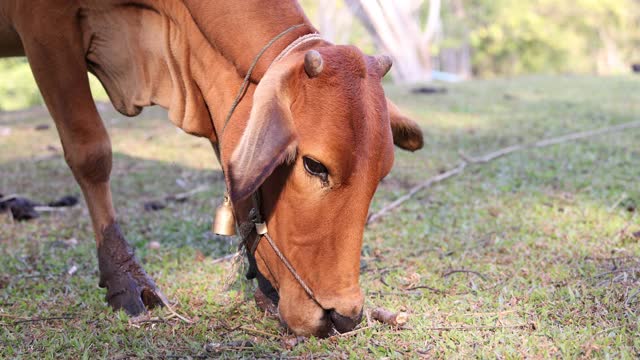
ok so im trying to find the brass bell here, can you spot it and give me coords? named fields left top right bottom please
left=212, top=194, right=236, bottom=236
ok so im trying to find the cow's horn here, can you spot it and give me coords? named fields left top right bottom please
left=376, top=55, right=393, bottom=76
left=304, top=50, right=324, bottom=78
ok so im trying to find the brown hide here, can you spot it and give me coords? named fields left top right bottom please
left=0, top=0, right=423, bottom=337
left=77, top=1, right=246, bottom=138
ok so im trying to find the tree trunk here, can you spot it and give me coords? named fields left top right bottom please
left=596, top=29, right=625, bottom=74
left=345, top=0, right=440, bottom=84
left=318, top=1, right=338, bottom=42
left=450, top=0, right=472, bottom=79
left=317, top=1, right=353, bottom=44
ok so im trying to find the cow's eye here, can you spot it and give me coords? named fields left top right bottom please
left=303, top=156, right=329, bottom=182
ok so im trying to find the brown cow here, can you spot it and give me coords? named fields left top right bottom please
left=0, top=0, right=423, bottom=337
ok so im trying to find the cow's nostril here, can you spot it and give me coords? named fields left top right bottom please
left=329, top=309, right=363, bottom=333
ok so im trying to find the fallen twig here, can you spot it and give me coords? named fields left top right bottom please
left=163, top=302, right=193, bottom=324
left=239, top=325, right=279, bottom=339
left=607, top=193, right=629, bottom=212
left=212, top=251, right=241, bottom=265
left=457, top=145, right=522, bottom=164
left=594, top=325, right=623, bottom=336
left=0, top=194, right=21, bottom=203
left=461, top=120, right=640, bottom=164
left=333, top=325, right=374, bottom=338
left=0, top=313, right=25, bottom=319
left=371, top=308, right=408, bottom=327
left=379, top=273, right=391, bottom=287
left=368, top=290, right=424, bottom=297
left=403, top=284, right=445, bottom=294
left=143, top=186, right=211, bottom=211
left=443, top=269, right=488, bottom=281
left=367, top=120, right=640, bottom=224
left=17, top=273, right=60, bottom=279
left=129, top=316, right=166, bottom=328
left=368, top=164, right=466, bottom=224
left=167, top=186, right=210, bottom=202
left=33, top=206, right=69, bottom=213
left=423, top=322, right=534, bottom=332
left=13, top=315, right=75, bottom=324
left=585, top=255, right=639, bottom=263
left=593, top=269, right=632, bottom=279
left=205, top=340, right=255, bottom=352
left=439, top=309, right=527, bottom=318
left=625, top=288, right=640, bottom=306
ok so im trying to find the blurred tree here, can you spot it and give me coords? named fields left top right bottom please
left=2, top=0, right=639, bottom=112
left=316, top=1, right=354, bottom=44
left=437, top=0, right=472, bottom=78
left=461, top=0, right=640, bottom=76
left=344, top=0, right=442, bottom=84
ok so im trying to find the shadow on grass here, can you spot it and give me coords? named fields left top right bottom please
left=1, top=76, right=639, bottom=357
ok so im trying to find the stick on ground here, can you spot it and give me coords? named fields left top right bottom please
left=367, top=120, right=640, bottom=224
left=371, top=308, right=408, bottom=326
left=423, top=322, right=534, bottom=332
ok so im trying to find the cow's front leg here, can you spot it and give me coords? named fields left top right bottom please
left=18, top=21, right=166, bottom=315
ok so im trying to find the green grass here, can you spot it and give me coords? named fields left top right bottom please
left=1, top=75, right=639, bottom=358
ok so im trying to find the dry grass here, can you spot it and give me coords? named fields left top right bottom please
left=1, top=75, right=639, bottom=358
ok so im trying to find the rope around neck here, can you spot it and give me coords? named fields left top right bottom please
left=262, top=231, right=317, bottom=300
left=211, top=25, right=325, bottom=308
left=220, top=23, right=306, bottom=136
left=247, top=31, right=325, bottom=307
left=246, top=193, right=321, bottom=306
left=273, top=33, right=323, bottom=63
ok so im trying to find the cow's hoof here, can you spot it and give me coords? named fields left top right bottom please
left=102, top=269, right=167, bottom=316
left=98, top=222, right=168, bottom=316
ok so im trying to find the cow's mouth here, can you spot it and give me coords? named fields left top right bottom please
left=246, top=253, right=362, bottom=337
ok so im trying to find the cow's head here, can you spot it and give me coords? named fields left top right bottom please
left=227, top=45, right=423, bottom=337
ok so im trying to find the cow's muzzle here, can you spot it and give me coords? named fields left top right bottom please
left=328, top=308, right=363, bottom=333
left=252, top=267, right=364, bottom=336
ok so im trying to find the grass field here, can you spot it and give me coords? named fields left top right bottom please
left=1, top=75, right=639, bottom=359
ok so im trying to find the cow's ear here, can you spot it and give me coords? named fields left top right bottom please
left=228, top=66, right=297, bottom=204
left=386, top=98, right=423, bottom=151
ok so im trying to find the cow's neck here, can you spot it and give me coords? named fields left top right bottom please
left=182, top=0, right=316, bottom=82
left=179, top=0, right=318, bottom=176
left=81, top=0, right=316, bottom=167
